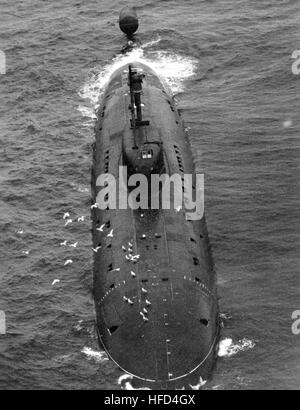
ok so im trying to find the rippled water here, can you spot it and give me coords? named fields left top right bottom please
left=0, top=0, right=299, bottom=390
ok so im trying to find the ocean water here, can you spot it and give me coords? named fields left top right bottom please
left=0, top=0, right=299, bottom=390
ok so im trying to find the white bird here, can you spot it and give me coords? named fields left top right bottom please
left=78, top=216, right=86, bottom=222
left=22, top=250, right=30, bottom=255
left=131, top=271, right=136, bottom=277
left=107, top=229, right=114, bottom=238
left=143, top=308, right=148, bottom=314
left=143, top=316, right=149, bottom=322
left=69, top=242, right=78, bottom=248
left=96, top=224, right=105, bottom=232
left=64, top=259, right=73, bottom=266
left=131, top=254, right=140, bottom=261
left=64, top=219, right=72, bottom=226
left=128, top=242, right=133, bottom=248
left=91, top=203, right=99, bottom=209
left=60, top=240, right=68, bottom=246
left=52, top=279, right=60, bottom=286
left=175, top=205, right=182, bottom=212
left=145, top=299, right=151, bottom=306
left=112, top=268, right=120, bottom=272
left=140, top=312, right=145, bottom=318
left=63, top=212, right=70, bottom=219
left=141, top=287, right=147, bottom=294
left=122, top=245, right=127, bottom=252
left=123, top=296, right=128, bottom=301
left=125, top=255, right=130, bottom=261
left=141, top=234, right=146, bottom=239
left=92, top=246, right=101, bottom=253
left=127, top=298, right=134, bottom=305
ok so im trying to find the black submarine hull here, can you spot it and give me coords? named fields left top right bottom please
left=91, top=62, right=220, bottom=389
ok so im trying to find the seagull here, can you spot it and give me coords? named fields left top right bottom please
left=52, top=279, right=60, bottom=286
left=131, top=254, right=140, bottom=262
left=78, top=216, right=86, bottom=222
left=96, top=224, right=105, bottom=232
left=22, top=250, right=30, bottom=255
left=64, top=219, right=72, bottom=226
left=130, top=271, right=136, bottom=278
left=141, top=287, right=147, bottom=294
left=69, top=242, right=78, bottom=248
left=63, top=212, right=70, bottom=219
left=107, top=229, right=114, bottom=238
left=64, top=259, right=73, bottom=266
left=92, top=246, right=101, bottom=253
left=91, top=203, right=99, bottom=209
left=60, top=240, right=67, bottom=246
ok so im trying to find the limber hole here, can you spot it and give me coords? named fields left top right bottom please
left=193, top=257, right=199, bottom=266
left=108, top=263, right=113, bottom=272
left=141, top=279, right=148, bottom=283
left=162, top=278, right=169, bottom=282
left=110, top=284, right=115, bottom=289
left=190, top=237, right=197, bottom=243
left=195, top=277, right=201, bottom=282
left=199, top=319, right=209, bottom=327
left=109, top=326, right=119, bottom=334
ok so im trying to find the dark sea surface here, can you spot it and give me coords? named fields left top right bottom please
left=0, top=0, right=299, bottom=390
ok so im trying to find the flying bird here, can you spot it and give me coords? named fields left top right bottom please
left=64, top=219, right=72, bottom=226
left=92, top=246, right=101, bottom=253
left=96, top=224, right=105, bottom=232
left=91, top=203, right=99, bottom=209
left=60, top=240, right=68, bottom=246
left=69, top=242, right=78, bottom=248
left=64, top=259, right=73, bottom=266
left=63, top=212, right=70, bottom=219
left=78, top=216, right=86, bottom=222
left=107, top=229, right=114, bottom=238
left=52, top=279, right=60, bottom=286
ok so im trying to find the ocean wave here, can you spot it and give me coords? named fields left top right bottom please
left=218, top=338, right=256, bottom=358
left=81, top=347, right=109, bottom=363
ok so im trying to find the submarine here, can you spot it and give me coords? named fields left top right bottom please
left=91, top=8, right=220, bottom=390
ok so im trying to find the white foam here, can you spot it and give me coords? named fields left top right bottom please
left=218, top=337, right=255, bottom=358
left=118, top=374, right=151, bottom=390
left=78, top=47, right=197, bottom=115
left=81, top=347, right=109, bottom=363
